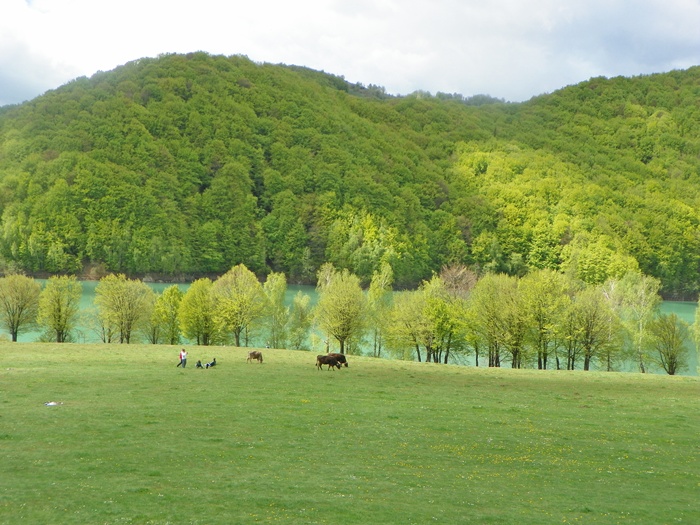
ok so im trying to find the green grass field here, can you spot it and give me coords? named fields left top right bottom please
left=1, top=343, right=698, bottom=525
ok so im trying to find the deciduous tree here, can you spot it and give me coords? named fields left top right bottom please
left=314, top=263, right=366, bottom=354
left=469, top=273, right=520, bottom=367
left=152, top=285, right=184, bottom=345
left=603, top=271, right=661, bottom=373
left=179, top=278, right=218, bottom=345
left=212, top=264, right=266, bottom=347
left=649, top=313, right=690, bottom=375
left=572, top=286, right=620, bottom=371
left=288, top=291, right=312, bottom=350
left=386, top=289, right=429, bottom=362
left=520, top=269, right=571, bottom=369
left=263, top=272, right=288, bottom=349
left=559, top=296, right=584, bottom=370
left=366, top=261, right=393, bottom=357
left=0, top=274, right=41, bottom=342
left=94, top=274, right=154, bottom=344
left=37, top=275, right=82, bottom=342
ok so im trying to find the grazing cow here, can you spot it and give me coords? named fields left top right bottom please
left=247, top=351, right=263, bottom=363
left=327, top=353, right=348, bottom=367
left=316, top=354, right=341, bottom=370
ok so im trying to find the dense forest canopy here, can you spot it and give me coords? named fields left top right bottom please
left=1, top=52, right=699, bottom=297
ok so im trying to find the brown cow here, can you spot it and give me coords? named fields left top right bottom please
left=316, top=354, right=341, bottom=370
left=247, top=351, right=263, bottom=363
left=327, top=353, right=348, bottom=367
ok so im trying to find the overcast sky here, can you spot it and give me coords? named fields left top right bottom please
left=1, top=0, right=699, bottom=107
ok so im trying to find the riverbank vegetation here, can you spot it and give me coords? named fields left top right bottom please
left=0, top=265, right=696, bottom=375
left=2, top=54, right=700, bottom=296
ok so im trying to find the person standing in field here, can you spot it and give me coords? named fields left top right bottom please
left=176, top=348, right=187, bottom=368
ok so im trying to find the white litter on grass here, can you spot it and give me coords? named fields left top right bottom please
left=44, top=401, right=63, bottom=406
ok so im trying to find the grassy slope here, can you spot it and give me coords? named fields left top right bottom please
left=1, top=343, right=698, bottom=525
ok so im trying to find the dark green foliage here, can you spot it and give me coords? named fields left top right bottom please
left=1, top=54, right=700, bottom=296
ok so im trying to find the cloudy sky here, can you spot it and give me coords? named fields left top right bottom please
left=2, top=0, right=699, bottom=107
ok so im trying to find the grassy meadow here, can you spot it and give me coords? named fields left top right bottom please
left=1, top=343, right=698, bottom=525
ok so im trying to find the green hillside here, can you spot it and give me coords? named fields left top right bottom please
left=1, top=52, right=699, bottom=296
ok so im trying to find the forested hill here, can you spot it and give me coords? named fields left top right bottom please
left=1, top=52, right=700, bottom=297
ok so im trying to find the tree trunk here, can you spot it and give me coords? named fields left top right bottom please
left=443, top=333, right=452, bottom=364
left=489, top=345, right=501, bottom=367
left=511, top=349, right=521, bottom=368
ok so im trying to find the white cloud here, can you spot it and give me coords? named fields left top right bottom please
left=1, top=0, right=699, bottom=106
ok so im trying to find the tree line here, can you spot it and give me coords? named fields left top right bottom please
left=0, top=264, right=695, bottom=375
